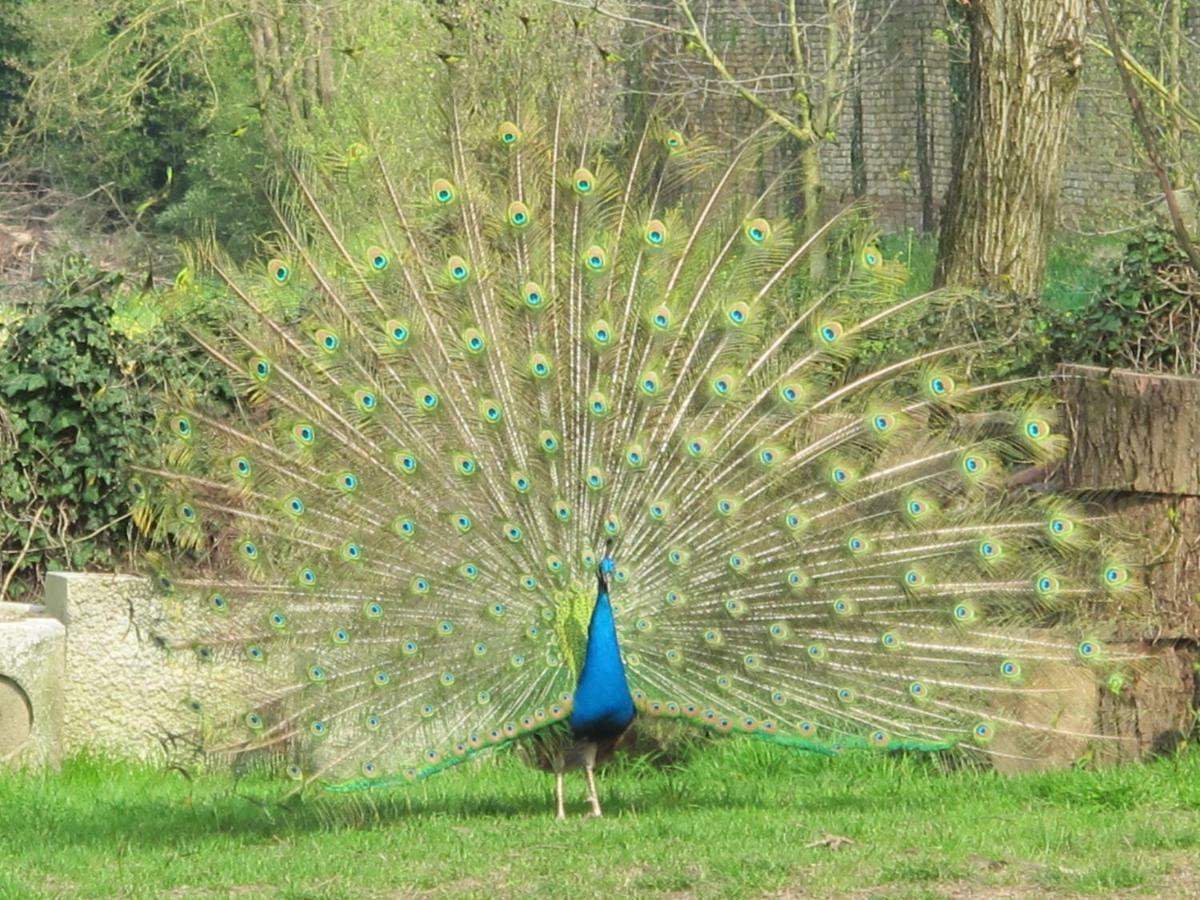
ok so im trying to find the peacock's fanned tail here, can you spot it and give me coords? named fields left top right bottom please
left=135, top=99, right=1142, bottom=791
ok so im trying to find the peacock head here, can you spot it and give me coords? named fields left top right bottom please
left=597, top=540, right=616, bottom=593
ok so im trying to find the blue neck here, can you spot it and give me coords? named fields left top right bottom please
left=568, top=588, right=636, bottom=740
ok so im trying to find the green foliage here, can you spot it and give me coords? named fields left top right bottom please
left=0, top=256, right=231, bottom=599
left=13, top=2, right=218, bottom=220
left=851, top=228, right=1199, bottom=379
left=1044, top=226, right=1200, bottom=374
left=0, top=0, right=32, bottom=127
left=0, top=258, right=138, bottom=597
left=0, top=743, right=1198, bottom=896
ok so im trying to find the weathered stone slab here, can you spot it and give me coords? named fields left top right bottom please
left=1055, top=364, right=1200, bottom=495
left=0, top=608, right=65, bottom=770
left=44, top=572, right=191, bottom=761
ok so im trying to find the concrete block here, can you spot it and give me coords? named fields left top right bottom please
left=43, top=572, right=283, bottom=769
left=44, top=572, right=189, bottom=762
left=0, top=604, right=65, bottom=770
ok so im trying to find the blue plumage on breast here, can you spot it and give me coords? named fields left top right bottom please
left=569, top=591, right=636, bottom=741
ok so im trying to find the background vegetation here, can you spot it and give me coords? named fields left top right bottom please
left=0, top=0, right=1197, bottom=600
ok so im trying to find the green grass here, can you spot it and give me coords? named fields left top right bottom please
left=2, top=741, right=1199, bottom=898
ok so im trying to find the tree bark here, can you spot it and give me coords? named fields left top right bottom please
left=935, top=0, right=1087, bottom=297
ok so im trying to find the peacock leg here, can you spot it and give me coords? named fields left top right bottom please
left=585, top=765, right=602, bottom=817
left=555, top=771, right=566, bottom=821
left=580, top=742, right=602, bottom=817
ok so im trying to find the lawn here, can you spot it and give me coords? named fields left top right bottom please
left=1, top=739, right=1199, bottom=898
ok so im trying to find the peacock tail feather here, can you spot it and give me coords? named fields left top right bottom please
left=134, top=85, right=1144, bottom=793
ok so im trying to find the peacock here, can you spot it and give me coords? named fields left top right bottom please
left=132, top=80, right=1144, bottom=819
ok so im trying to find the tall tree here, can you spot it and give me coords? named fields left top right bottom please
left=936, top=0, right=1088, bottom=297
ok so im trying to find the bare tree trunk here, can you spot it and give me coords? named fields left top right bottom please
left=935, top=0, right=1087, bottom=297
left=317, top=2, right=336, bottom=108
left=800, top=140, right=826, bottom=282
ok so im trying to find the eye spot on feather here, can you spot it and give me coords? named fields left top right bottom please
left=316, top=330, right=339, bottom=353
left=523, top=282, right=544, bottom=308
left=267, top=258, right=290, bottom=284
left=786, top=569, right=809, bottom=591
left=293, top=424, right=315, bottom=446
left=928, top=375, right=954, bottom=396
left=416, top=388, right=440, bottom=411
left=832, top=597, right=855, bottom=617
left=952, top=603, right=977, bottom=623
left=386, top=319, right=411, bottom=346
left=366, top=245, right=389, bottom=271
left=497, top=121, right=522, bottom=145
left=744, top=218, right=770, bottom=243
left=447, top=256, right=470, bottom=282
left=507, top=201, right=530, bottom=228
left=432, top=178, right=456, bottom=204
left=573, top=168, right=595, bottom=195
left=819, top=322, right=843, bottom=345
left=1103, top=564, right=1129, bottom=587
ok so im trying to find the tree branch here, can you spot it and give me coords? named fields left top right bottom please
left=1094, top=0, right=1200, bottom=275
